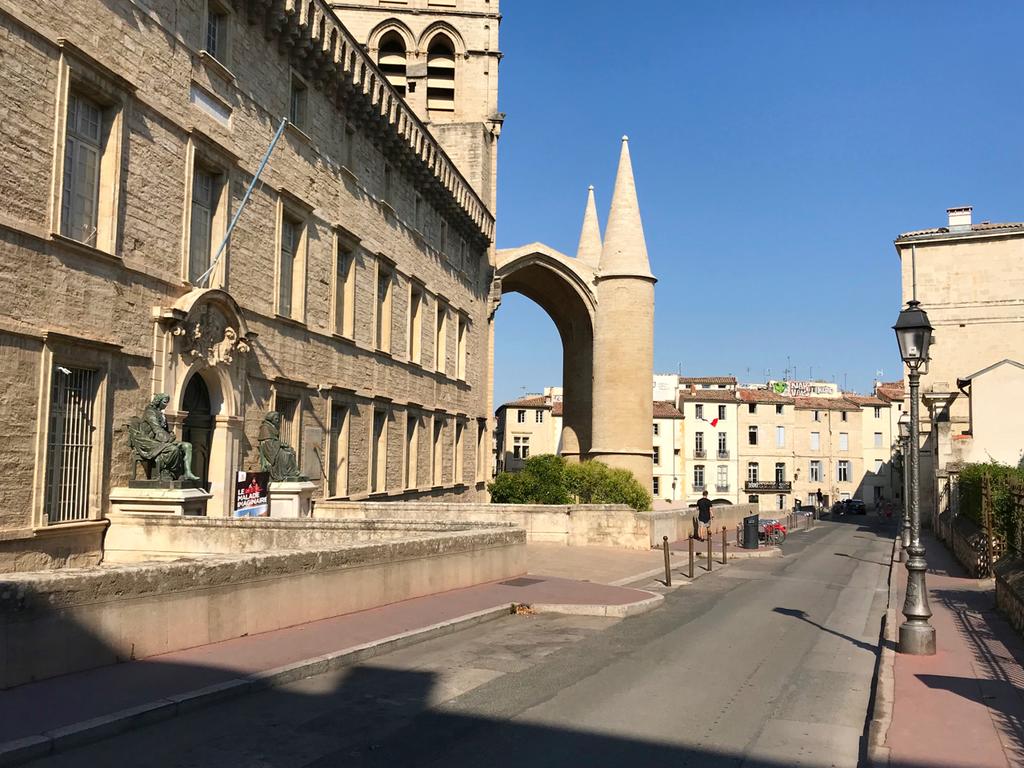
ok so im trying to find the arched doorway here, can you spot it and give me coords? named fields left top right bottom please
left=182, top=374, right=213, bottom=490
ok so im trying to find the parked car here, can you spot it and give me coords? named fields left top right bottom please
left=847, top=499, right=867, bottom=515
left=795, top=505, right=816, bottom=517
left=831, top=500, right=847, bottom=515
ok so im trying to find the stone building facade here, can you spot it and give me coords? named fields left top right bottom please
left=894, top=206, right=1024, bottom=525
left=0, top=0, right=499, bottom=570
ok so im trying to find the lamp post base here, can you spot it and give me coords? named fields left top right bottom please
left=898, top=621, right=936, bottom=655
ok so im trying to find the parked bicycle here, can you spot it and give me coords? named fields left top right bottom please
left=758, top=518, right=787, bottom=545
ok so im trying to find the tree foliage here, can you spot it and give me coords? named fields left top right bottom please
left=958, top=462, right=1024, bottom=541
left=488, top=455, right=652, bottom=512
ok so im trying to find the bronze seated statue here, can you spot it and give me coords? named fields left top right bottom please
left=127, top=393, right=200, bottom=482
left=258, top=411, right=304, bottom=482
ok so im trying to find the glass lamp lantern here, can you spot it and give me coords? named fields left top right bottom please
left=893, top=300, right=933, bottom=368
left=897, top=412, right=910, bottom=440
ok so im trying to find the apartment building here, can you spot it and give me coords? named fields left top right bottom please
left=677, top=384, right=741, bottom=505
left=893, top=206, right=1024, bottom=522
left=737, top=388, right=796, bottom=515
left=792, top=397, right=863, bottom=508
left=493, top=388, right=561, bottom=472
left=652, top=402, right=685, bottom=502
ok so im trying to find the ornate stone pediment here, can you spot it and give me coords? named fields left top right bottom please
left=172, top=303, right=249, bottom=367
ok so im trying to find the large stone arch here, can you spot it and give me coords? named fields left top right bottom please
left=495, top=244, right=597, bottom=462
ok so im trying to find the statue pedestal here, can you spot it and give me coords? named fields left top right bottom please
left=109, top=485, right=213, bottom=517
left=269, top=481, right=317, bottom=518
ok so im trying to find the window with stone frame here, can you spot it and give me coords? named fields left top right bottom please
left=375, top=261, right=393, bottom=353
left=432, top=416, right=445, bottom=485
left=809, top=460, right=822, bottom=482
left=289, top=73, right=308, bottom=130
left=747, top=462, right=759, bottom=483
left=370, top=408, right=388, bottom=493
left=653, top=446, right=660, bottom=466
left=404, top=411, right=419, bottom=490
left=456, top=313, right=468, bottom=380
left=476, top=420, right=487, bottom=482
left=454, top=419, right=465, bottom=484
left=333, top=234, right=357, bottom=338
left=693, top=464, right=705, bottom=489
left=748, top=425, right=758, bottom=446
left=435, top=300, right=448, bottom=374
left=204, top=0, right=231, bottom=62
left=187, top=159, right=227, bottom=286
left=327, top=402, right=349, bottom=497
left=838, top=460, right=850, bottom=483
left=408, top=282, right=424, bottom=363
left=516, top=409, right=526, bottom=424
left=53, top=46, right=129, bottom=256
left=277, top=212, right=305, bottom=320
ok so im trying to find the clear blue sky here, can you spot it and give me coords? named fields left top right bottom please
left=492, top=1, right=1024, bottom=407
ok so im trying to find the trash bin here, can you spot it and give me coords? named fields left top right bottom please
left=743, top=514, right=759, bottom=549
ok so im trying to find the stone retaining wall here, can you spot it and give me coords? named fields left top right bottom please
left=949, top=515, right=996, bottom=578
left=103, top=513, right=501, bottom=563
left=316, top=501, right=676, bottom=549
left=995, top=556, right=1024, bottom=638
left=0, top=526, right=525, bottom=689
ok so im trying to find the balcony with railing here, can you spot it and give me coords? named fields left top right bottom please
left=717, top=449, right=730, bottom=459
left=694, top=448, right=707, bottom=459
left=744, top=480, right=793, bottom=493
left=715, top=483, right=730, bottom=492
left=692, top=483, right=706, bottom=492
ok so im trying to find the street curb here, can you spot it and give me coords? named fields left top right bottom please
left=0, top=604, right=512, bottom=767
left=865, top=535, right=900, bottom=767
left=529, top=592, right=664, bottom=618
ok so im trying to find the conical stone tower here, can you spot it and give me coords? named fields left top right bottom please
left=588, top=137, right=656, bottom=480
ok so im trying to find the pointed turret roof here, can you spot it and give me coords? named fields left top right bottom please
left=575, top=185, right=603, bottom=267
left=599, top=136, right=654, bottom=279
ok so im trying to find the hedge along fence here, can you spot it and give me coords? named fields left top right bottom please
left=957, top=463, right=1024, bottom=571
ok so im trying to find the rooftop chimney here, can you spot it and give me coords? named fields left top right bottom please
left=947, top=206, right=973, bottom=232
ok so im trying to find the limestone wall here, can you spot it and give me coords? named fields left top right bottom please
left=0, top=526, right=525, bottom=688
left=316, top=501, right=676, bottom=549
left=103, top=514, right=506, bottom=563
left=995, top=556, right=1024, bottom=639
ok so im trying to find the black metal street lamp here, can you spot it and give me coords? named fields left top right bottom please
left=893, top=299, right=936, bottom=655
left=897, top=412, right=911, bottom=562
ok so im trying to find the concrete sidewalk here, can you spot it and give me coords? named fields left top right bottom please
left=877, top=532, right=1024, bottom=767
left=0, top=575, right=659, bottom=765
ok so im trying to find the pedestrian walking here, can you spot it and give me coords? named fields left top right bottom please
left=696, top=490, right=713, bottom=541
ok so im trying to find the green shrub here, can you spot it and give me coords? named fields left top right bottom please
left=488, top=454, right=652, bottom=512
left=957, top=462, right=1024, bottom=545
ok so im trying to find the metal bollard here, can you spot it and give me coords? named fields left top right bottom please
left=689, top=535, right=695, bottom=579
left=722, top=526, right=728, bottom=565
left=662, top=535, right=672, bottom=587
left=707, top=529, right=713, bottom=572
left=735, top=523, right=741, bottom=546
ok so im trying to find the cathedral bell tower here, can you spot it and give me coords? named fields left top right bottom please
left=329, top=0, right=503, bottom=214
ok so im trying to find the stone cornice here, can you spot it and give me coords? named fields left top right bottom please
left=241, top=0, right=494, bottom=244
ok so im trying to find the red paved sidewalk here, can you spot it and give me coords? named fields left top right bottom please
left=884, top=532, right=1024, bottom=767
left=0, top=575, right=655, bottom=748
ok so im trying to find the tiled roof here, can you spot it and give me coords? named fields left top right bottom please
left=677, top=389, right=739, bottom=403
left=875, top=381, right=905, bottom=402
left=499, top=395, right=548, bottom=409
left=653, top=401, right=684, bottom=419
left=843, top=394, right=889, bottom=407
left=679, top=376, right=737, bottom=385
left=896, top=222, right=1024, bottom=240
left=552, top=402, right=562, bottom=417
left=794, top=396, right=860, bottom=412
left=737, top=388, right=794, bottom=405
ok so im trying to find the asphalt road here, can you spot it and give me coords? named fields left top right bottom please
left=31, top=516, right=894, bottom=768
